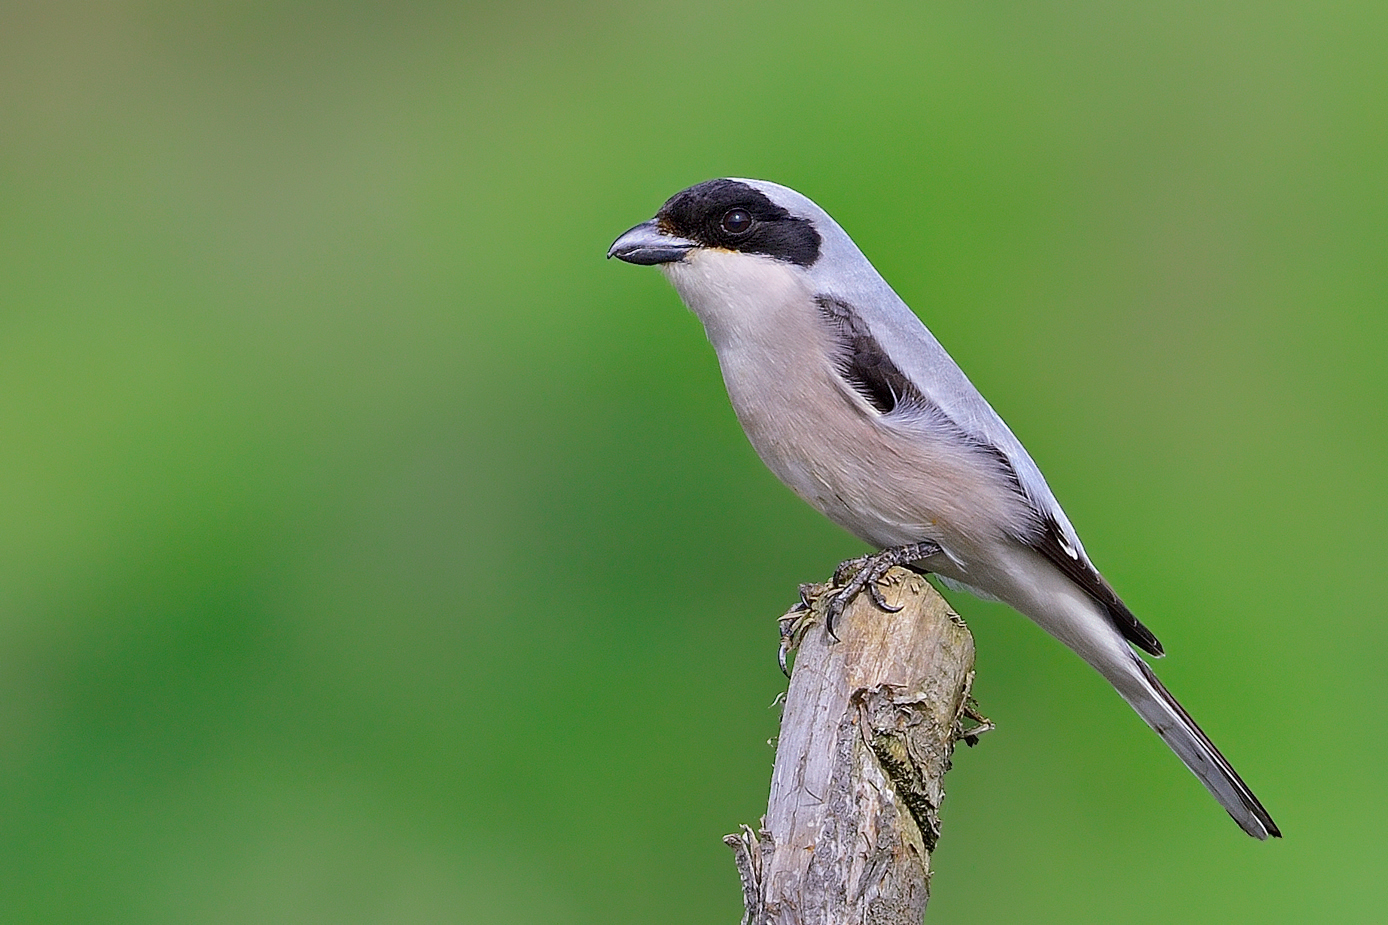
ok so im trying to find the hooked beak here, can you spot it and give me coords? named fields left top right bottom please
left=607, top=219, right=696, bottom=265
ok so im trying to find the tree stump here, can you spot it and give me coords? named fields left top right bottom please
left=726, top=567, right=985, bottom=925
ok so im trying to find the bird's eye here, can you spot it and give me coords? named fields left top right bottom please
left=720, top=208, right=753, bottom=235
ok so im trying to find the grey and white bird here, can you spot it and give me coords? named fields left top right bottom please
left=608, top=178, right=1279, bottom=839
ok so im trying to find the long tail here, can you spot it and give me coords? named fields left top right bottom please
left=1111, top=654, right=1281, bottom=839
left=954, top=544, right=1279, bottom=837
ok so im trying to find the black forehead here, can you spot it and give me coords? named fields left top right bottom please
left=655, top=179, right=821, bottom=267
left=657, top=179, right=785, bottom=226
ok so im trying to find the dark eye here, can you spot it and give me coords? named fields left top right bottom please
left=720, top=208, right=753, bottom=235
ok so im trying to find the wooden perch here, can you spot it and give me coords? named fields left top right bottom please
left=726, top=567, right=985, bottom=925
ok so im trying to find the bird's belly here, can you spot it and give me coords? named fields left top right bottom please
left=721, top=361, right=1021, bottom=554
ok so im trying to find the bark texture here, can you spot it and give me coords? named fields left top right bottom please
left=727, top=567, right=982, bottom=925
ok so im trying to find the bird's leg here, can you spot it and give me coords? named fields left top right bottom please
left=824, top=541, right=942, bottom=637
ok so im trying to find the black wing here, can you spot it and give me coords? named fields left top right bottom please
left=979, top=430, right=1164, bottom=656
left=1029, top=514, right=1164, bottom=656
left=815, top=295, right=924, bottom=415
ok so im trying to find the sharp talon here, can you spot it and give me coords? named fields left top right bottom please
left=827, top=585, right=857, bottom=639
left=781, top=542, right=944, bottom=671
left=778, top=594, right=823, bottom=676
left=866, top=576, right=903, bottom=613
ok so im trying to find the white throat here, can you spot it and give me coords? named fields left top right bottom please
left=661, top=249, right=812, bottom=354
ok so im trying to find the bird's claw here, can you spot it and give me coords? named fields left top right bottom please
left=824, top=541, right=943, bottom=637
left=778, top=543, right=942, bottom=675
left=866, top=575, right=904, bottom=614
left=777, top=594, right=818, bottom=677
left=831, top=553, right=870, bottom=588
left=824, top=559, right=887, bottom=637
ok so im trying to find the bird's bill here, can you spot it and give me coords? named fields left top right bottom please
left=607, top=220, right=696, bottom=265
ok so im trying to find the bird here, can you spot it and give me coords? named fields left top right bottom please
left=607, top=177, right=1280, bottom=839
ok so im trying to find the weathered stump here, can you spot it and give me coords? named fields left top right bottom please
left=727, top=567, right=985, bottom=925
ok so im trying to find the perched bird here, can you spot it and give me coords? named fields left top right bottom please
left=608, top=178, right=1279, bottom=839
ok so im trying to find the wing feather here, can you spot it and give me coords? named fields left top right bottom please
left=817, top=294, right=1163, bottom=657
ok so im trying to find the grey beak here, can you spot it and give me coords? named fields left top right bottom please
left=607, top=219, right=696, bottom=265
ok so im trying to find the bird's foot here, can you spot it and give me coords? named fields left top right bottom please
left=776, top=543, right=940, bottom=676
left=824, top=541, right=942, bottom=638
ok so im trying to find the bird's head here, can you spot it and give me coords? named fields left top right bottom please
left=607, top=178, right=828, bottom=270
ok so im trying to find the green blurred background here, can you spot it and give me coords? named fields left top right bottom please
left=2, top=1, right=1384, bottom=921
